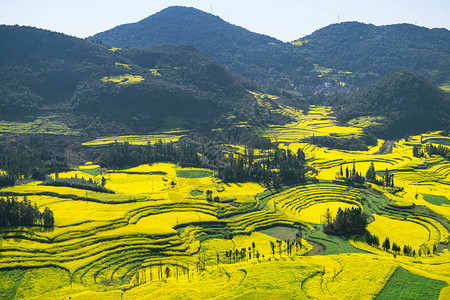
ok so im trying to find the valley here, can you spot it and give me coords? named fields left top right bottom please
left=1, top=103, right=450, bottom=299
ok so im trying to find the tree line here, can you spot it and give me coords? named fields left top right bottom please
left=41, top=175, right=114, bottom=194
left=217, top=147, right=307, bottom=188
left=0, top=174, right=15, bottom=188
left=413, top=144, right=450, bottom=160
left=99, top=140, right=201, bottom=169
left=0, top=196, right=54, bottom=227
left=0, top=150, right=68, bottom=180
left=98, top=141, right=308, bottom=188
left=365, top=231, right=437, bottom=257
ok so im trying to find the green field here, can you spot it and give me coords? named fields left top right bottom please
left=376, top=267, right=448, bottom=300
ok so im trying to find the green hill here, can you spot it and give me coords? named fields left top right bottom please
left=297, top=22, right=450, bottom=85
left=334, top=71, right=450, bottom=139
left=0, top=25, right=294, bottom=137
left=90, top=8, right=450, bottom=88
left=89, top=6, right=313, bottom=88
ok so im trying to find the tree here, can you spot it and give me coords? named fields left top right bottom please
left=382, top=237, right=390, bottom=251
left=206, top=190, right=213, bottom=201
left=366, top=162, right=376, bottom=182
left=43, top=207, right=54, bottom=228
left=270, top=241, right=275, bottom=257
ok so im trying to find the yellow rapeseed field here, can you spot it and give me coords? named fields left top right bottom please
left=367, top=214, right=430, bottom=249
left=101, top=74, right=144, bottom=84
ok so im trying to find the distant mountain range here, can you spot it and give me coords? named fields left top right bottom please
left=90, top=6, right=450, bottom=88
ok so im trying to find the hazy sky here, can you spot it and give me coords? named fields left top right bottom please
left=1, top=0, right=449, bottom=41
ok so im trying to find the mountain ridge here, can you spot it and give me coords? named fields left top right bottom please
left=90, top=7, right=450, bottom=88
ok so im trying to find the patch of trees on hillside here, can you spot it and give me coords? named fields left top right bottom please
left=0, top=196, right=54, bottom=227
left=41, top=176, right=114, bottom=194
left=0, top=150, right=69, bottom=180
left=302, top=132, right=377, bottom=151
left=99, top=140, right=201, bottom=169
left=217, top=148, right=307, bottom=188
left=0, top=174, right=15, bottom=187
left=323, top=207, right=368, bottom=235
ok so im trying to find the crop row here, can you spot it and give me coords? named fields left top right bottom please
left=226, top=211, right=295, bottom=234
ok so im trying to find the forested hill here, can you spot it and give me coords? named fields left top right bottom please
left=296, top=22, right=450, bottom=85
left=91, top=7, right=450, bottom=88
left=334, top=71, right=450, bottom=139
left=89, top=6, right=313, bottom=87
left=0, top=25, right=294, bottom=135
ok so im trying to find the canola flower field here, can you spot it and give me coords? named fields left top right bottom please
left=1, top=105, right=450, bottom=299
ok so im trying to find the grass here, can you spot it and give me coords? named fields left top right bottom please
left=376, top=267, right=447, bottom=300
left=0, top=267, right=71, bottom=300
left=175, top=169, right=213, bottom=178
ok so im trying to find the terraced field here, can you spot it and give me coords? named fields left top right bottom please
left=1, top=106, right=450, bottom=299
left=82, top=130, right=188, bottom=146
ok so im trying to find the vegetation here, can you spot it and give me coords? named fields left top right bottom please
left=376, top=268, right=447, bottom=299
left=0, top=196, right=54, bottom=227
left=41, top=176, right=115, bottom=194
left=323, top=207, right=368, bottom=235
left=334, top=71, right=450, bottom=139
left=301, top=22, right=450, bottom=85
left=0, top=174, right=15, bottom=187
left=1, top=11, right=450, bottom=300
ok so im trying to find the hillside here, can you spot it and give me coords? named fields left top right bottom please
left=0, top=25, right=294, bottom=139
left=297, top=22, right=450, bottom=85
left=91, top=8, right=450, bottom=88
left=89, top=6, right=313, bottom=87
left=334, top=71, right=450, bottom=139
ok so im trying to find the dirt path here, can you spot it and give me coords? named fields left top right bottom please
left=305, top=241, right=327, bottom=256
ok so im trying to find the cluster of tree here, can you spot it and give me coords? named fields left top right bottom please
left=205, top=190, right=221, bottom=202
left=216, top=148, right=307, bottom=188
left=41, top=176, right=114, bottom=194
left=0, top=174, right=15, bottom=187
left=99, top=141, right=201, bottom=169
left=0, top=196, right=54, bottom=227
left=412, top=145, right=425, bottom=158
left=0, top=150, right=68, bottom=180
left=383, top=169, right=395, bottom=188
left=269, top=239, right=303, bottom=258
left=424, top=144, right=450, bottom=160
left=303, top=132, right=377, bottom=151
left=337, top=161, right=365, bottom=185
left=323, top=207, right=368, bottom=235
left=365, top=232, right=436, bottom=257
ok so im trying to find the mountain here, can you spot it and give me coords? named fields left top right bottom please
left=296, top=22, right=450, bottom=85
left=91, top=8, right=450, bottom=88
left=0, top=25, right=289, bottom=137
left=89, top=6, right=313, bottom=88
left=334, top=71, right=450, bottom=139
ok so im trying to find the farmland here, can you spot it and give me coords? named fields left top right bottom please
left=1, top=106, right=450, bottom=299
